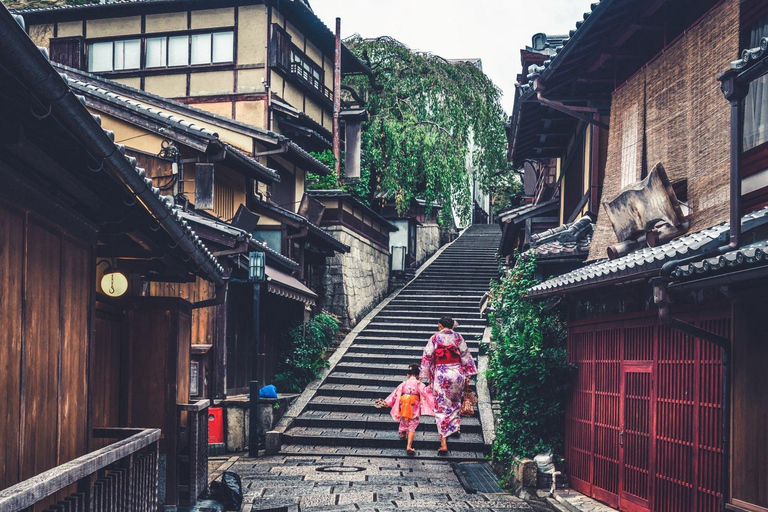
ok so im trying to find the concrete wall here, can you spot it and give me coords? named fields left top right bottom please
left=415, top=224, right=441, bottom=266
left=312, top=226, right=390, bottom=330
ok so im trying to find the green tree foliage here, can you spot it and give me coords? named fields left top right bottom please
left=486, top=255, right=574, bottom=463
left=273, top=313, right=340, bottom=393
left=342, top=36, right=508, bottom=224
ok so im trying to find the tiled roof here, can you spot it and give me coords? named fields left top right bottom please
left=672, top=240, right=768, bottom=279
left=251, top=196, right=350, bottom=253
left=2, top=11, right=226, bottom=283
left=526, top=206, right=768, bottom=298
left=306, top=189, right=398, bottom=231
left=178, top=208, right=300, bottom=271
left=528, top=216, right=593, bottom=260
left=729, top=37, right=768, bottom=71
left=498, top=199, right=559, bottom=224
left=53, top=64, right=333, bottom=175
left=57, top=66, right=282, bottom=182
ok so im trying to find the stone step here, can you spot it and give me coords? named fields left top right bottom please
left=293, top=410, right=482, bottom=433
left=324, top=372, right=477, bottom=388
left=314, top=382, right=478, bottom=400
left=352, top=337, right=482, bottom=347
left=283, top=426, right=485, bottom=452
left=376, top=312, right=483, bottom=321
left=345, top=344, right=438, bottom=355
left=367, top=318, right=485, bottom=327
left=332, top=361, right=479, bottom=377
left=357, top=328, right=483, bottom=338
left=276, top=443, right=487, bottom=461
left=342, top=352, right=481, bottom=365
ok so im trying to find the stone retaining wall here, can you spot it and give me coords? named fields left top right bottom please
left=312, top=225, right=390, bottom=329
left=415, top=224, right=441, bottom=266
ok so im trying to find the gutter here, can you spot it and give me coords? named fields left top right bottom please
left=1, top=11, right=225, bottom=286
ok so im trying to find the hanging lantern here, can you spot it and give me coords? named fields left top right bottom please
left=101, top=268, right=128, bottom=297
left=249, top=251, right=266, bottom=283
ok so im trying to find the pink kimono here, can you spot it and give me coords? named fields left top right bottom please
left=384, top=376, right=435, bottom=434
left=420, top=329, right=477, bottom=438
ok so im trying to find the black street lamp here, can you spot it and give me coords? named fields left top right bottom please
left=248, top=250, right=266, bottom=458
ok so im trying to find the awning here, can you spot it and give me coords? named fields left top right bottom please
left=265, top=265, right=317, bottom=306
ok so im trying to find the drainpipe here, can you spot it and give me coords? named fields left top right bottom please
left=333, top=18, right=342, bottom=179
left=649, top=69, right=749, bottom=512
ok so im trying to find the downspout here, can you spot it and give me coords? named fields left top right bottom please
left=649, top=70, right=749, bottom=512
left=333, top=17, right=342, bottom=179
left=0, top=12, right=225, bottom=286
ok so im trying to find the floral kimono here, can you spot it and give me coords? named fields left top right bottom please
left=384, top=376, right=435, bottom=434
left=420, top=329, right=477, bottom=438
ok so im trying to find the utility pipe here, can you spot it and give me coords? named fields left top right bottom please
left=0, top=11, right=225, bottom=285
left=333, top=17, right=342, bottom=178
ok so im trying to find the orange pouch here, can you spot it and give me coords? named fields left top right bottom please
left=399, top=394, right=419, bottom=420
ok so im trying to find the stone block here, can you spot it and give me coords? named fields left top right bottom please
left=516, top=458, right=538, bottom=487
left=265, top=430, right=282, bottom=454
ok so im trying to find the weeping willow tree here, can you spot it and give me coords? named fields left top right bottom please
left=315, top=36, right=508, bottom=225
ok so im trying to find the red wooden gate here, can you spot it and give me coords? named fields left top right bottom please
left=565, top=309, right=727, bottom=512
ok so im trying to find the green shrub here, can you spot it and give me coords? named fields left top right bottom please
left=273, top=313, right=340, bottom=393
left=486, top=255, right=574, bottom=465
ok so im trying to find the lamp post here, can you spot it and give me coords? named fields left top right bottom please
left=248, top=251, right=266, bottom=458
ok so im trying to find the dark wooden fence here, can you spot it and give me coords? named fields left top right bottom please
left=0, top=428, right=160, bottom=512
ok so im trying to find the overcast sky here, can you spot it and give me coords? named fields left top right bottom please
left=310, top=0, right=594, bottom=115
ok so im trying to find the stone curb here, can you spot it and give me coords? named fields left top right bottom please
left=477, top=326, right=495, bottom=451
left=266, top=231, right=464, bottom=453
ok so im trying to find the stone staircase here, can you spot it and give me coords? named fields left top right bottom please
left=281, top=224, right=502, bottom=460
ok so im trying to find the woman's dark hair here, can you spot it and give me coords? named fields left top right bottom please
left=438, top=316, right=455, bottom=329
left=407, top=363, right=421, bottom=376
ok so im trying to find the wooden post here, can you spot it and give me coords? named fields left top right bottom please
left=248, top=282, right=261, bottom=458
left=333, top=17, right=342, bottom=178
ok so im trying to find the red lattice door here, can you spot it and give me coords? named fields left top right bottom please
left=620, top=364, right=653, bottom=512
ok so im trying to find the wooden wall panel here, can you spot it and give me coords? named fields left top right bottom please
left=91, top=309, right=124, bottom=448
left=0, top=206, right=24, bottom=489
left=57, top=239, right=90, bottom=466
left=21, top=221, right=61, bottom=480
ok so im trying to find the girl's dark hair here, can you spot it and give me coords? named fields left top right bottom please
left=407, top=363, right=421, bottom=376
left=439, top=316, right=455, bottom=329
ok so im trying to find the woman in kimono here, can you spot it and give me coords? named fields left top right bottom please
left=420, top=316, right=477, bottom=455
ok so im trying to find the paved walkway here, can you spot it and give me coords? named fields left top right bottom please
left=227, top=454, right=533, bottom=511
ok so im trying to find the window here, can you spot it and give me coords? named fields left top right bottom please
left=744, top=13, right=768, bottom=151
left=88, top=39, right=140, bottom=72
left=88, top=31, right=232, bottom=72
left=191, top=33, right=212, bottom=65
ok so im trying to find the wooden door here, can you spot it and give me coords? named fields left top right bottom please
left=620, top=364, right=653, bottom=512
left=91, top=304, right=125, bottom=441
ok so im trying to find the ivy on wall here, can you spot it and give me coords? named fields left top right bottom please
left=486, top=255, right=574, bottom=464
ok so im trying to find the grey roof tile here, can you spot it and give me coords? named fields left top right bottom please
left=526, top=206, right=768, bottom=297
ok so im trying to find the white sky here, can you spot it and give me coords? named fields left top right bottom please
left=309, top=0, right=596, bottom=115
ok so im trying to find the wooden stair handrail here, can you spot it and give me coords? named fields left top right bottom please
left=0, top=428, right=160, bottom=511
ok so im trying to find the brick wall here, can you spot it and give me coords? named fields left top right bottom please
left=588, top=0, right=740, bottom=260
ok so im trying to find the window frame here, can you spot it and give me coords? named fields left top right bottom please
left=85, top=28, right=235, bottom=74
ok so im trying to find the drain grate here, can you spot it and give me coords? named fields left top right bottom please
left=452, top=462, right=503, bottom=494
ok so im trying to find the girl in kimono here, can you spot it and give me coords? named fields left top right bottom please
left=383, top=362, right=435, bottom=455
left=420, top=316, right=477, bottom=455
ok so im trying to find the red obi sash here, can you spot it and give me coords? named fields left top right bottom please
left=434, top=345, right=461, bottom=365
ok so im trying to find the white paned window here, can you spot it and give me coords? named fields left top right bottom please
left=168, top=35, right=189, bottom=67
left=113, top=39, right=140, bottom=71
left=212, top=31, right=234, bottom=63
left=145, top=37, right=167, bottom=68
left=88, top=41, right=113, bottom=72
left=191, top=33, right=212, bottom=65
left=745, top=13, right=768, bottom=151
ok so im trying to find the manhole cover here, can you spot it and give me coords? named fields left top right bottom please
left=315, top=465, right=367, bottom=473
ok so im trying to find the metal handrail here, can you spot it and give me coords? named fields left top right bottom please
left=0, top=428, right=160, bottom=511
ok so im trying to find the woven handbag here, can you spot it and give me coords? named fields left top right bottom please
left=460, top=382, right=478, bottom=417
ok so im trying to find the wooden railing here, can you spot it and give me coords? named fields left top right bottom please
left=176, top=400, right=209, bottom=506
left=0, top=428, right=160, bottom=512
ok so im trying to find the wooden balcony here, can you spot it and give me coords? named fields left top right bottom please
left=289, top=62, right=333, bottom=105
left=0, top=428, right=160, bottom=512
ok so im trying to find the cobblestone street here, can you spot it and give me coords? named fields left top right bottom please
left=224, top=455, right=532, bottom=512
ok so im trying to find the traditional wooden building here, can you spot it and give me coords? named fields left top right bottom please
left=376, top=195, right=443, bottom=273
left=521, top=1, right=768, bottom=511
left=15, top=0, right=369, bottom=151
left=57, top=64, right=342, bottom=399
left=0, top=6, right=226, bottom=508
